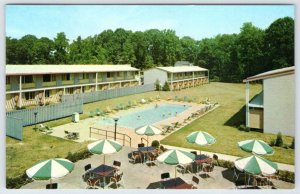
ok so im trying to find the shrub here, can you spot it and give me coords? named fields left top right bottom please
left=245, top=127, right=250, bottom=132
left=151, top=140, right=160, bottom=148
left=6, top=172, right=33, bottom=189
left=275, top=132, right=283, bottom=147
left=282, top=144, right=289, bottom=149
left=162, top=81, right=170, bottom=91
left=65, top=149, right=92, bottom=163
left=269, top=139, right=276, bottom=147
left=238, top=124, right=246, bottom=131
left=154, top=80, right=160, bottom=91
left=290, top=137, right=295, bottom=149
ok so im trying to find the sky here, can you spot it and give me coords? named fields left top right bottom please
left=6, top=5, right=294, bottom=42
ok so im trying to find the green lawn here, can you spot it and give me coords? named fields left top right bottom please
left=6, top=82, right=294, bottom=179
left=160, top=82, right=294, bottom=165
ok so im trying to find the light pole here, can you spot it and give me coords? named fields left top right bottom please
left=113, top=118, right=119, bottom=141
left=34, top=112, right=38, bottom=131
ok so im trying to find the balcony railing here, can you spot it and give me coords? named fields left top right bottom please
left=22, top=83, right=35, bottom=89
left=42, top=81, right=57, bottom=87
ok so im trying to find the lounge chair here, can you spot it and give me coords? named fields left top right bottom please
left=96, top=108, right=104, bottom=116
left=188, top=176, right=200, bottom=189
left=89, top=111, right=95, bottom=117
left=171, top=122, right=182, bottom=128
left=161, top=125, right=174, bottom=135
left=105, top=106, right=114, bottom=113
left=38, top=124, right=47, bottom=132
left=44, top=126, right=53, bottom=134
left=64, top=131, right=75, bottom=139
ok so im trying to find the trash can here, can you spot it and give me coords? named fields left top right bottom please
left=72, top=112, right=79, bottom=123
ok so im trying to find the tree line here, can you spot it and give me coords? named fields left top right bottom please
left=6, top=17, right=294, bottom=82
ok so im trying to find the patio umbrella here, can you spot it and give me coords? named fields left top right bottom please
left=186, top=131, right=216, bottom=155
left=157, top=149, right=195, bottom=177
left=234, top=155, right=278, bottom=176
left=238, top=139, right=274, bottom=155
left=135, top=125, right=162, bottom=147
left=87, top=139, right=123, bottom=164
left=26, top=158, right=74, bottom=184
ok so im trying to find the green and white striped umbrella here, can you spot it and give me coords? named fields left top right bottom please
left=135, top=125, right=162, bottom=136
left=234, top=155, right=278, bottom=175
left=157, top=149, right=195, bottom=177
left=157, top=149, right=195, bottom=165
left=238, top=139, right=274, bottom=155
left=186, top=131, right=216, bottom=146
left=135, top=125, right=162, bottom=147
left=87, top=139, right=123, bottom=164
left=26, top=158, right=74, bottom=180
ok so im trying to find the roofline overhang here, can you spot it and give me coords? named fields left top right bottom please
left=243, top=69, right=294, bottom=83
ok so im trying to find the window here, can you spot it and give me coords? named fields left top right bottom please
left=6, top=76, right=10, bottom=84
left=43, top=74, right=56, bottom=82
left=82, top=73, right=89, bottom=79
left=24, top=92, right=35, bottom=100
left=22, top=75, right=33, bottom=83
left=43, top=74, right=51, bottom=82
left=62, top=74, right=71, bottom=81
left=107, top=72, right=111, bottom=78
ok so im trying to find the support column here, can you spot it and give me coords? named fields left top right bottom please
left=207, top=70, right=210, bottom=84
left=43, top=90, right=46, bottom=106
left=138, top=71, right=141, bottom=85
left=171, top=73, right=173, bottom=91
left=18, top=76, right=22, bottom=108
left=246, top=82, right=250, bottom=128
left=95, top=73, right=98, bottom=91
left=192, top=72, right=195, bottom=87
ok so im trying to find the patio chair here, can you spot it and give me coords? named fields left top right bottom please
left=138, top=143, right=145, bottom=148
left=46, top=183, right=58, bottom=189
left=213, top=154, right=219, bottom=166
left=189, top=176, right=200, bottom=189
left=129, top=151, right=142, bottom=164
left=113, top=160, right=121, bottom=171
left=202, top=163, right=214, bottom=179
left=86, top=178, right=101, bottom=189
left=84, top=164, right=92, bottom=171
left=105, top=172, right=125, bottom=189
left=177, top=163, right=193, bottom=174
left=161, top=172, right=170, bottom=180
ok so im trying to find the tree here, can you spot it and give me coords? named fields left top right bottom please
left=238, top=23, right=265, bottom=78
left=265, top=17, right=294, bottom=69
left=17, top=35, right=38, bottom=64
left=32, top=37, right=54, bottom=64
left=54, top=32, right=69, bottom=64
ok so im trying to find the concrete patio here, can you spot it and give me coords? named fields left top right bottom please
left=21, top=146, right=294, bottom=189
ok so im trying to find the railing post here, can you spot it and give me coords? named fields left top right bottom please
left=106, top=131, right=107, bottom=140
left=89, top=127, right=91, bottom=138
left=123, top=134, right=125, bottom=146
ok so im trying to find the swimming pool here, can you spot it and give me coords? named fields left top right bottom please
left=97, top=104, right=190, bottom=129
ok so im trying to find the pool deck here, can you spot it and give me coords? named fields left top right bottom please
left=49, top=100, right=212, bottom=148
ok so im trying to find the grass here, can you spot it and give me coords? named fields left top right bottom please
left=160, top=82, right=294, bottom=165
left=6, top=82, right=294, bottom=179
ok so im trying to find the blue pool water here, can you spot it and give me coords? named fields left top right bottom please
left=98, top=104, right=190, bottom=129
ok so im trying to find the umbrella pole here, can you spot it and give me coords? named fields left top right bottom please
left=104, top=154, right=106, bottom=165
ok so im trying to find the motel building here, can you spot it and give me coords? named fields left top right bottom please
left=6, top=64, right=140, bottom=111
left=244, top=66, right=295, bottom=136
left=143, top=62, right=209, bottom=91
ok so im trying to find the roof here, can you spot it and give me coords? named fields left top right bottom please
left=6, top=64, right=139, bottom=76
left=243, top=66, right=295, bottom=82
left=156, top=66, right=208, bottom=73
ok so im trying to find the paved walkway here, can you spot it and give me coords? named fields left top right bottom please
left=163, top=145, right=295, bottom=172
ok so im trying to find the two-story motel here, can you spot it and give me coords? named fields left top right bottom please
left=6, top=65, right=140, bottom=110
left=143, top=66, right=209, bottom=91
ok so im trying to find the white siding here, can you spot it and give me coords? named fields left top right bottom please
left=263, top=74, right=295, bottom=136
left=143, top=69, right=168, bottom=85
